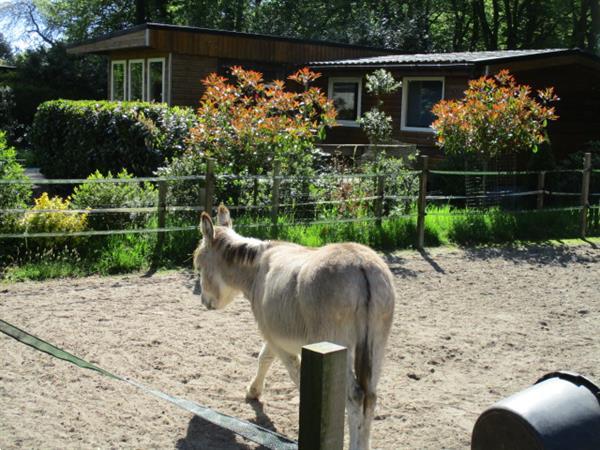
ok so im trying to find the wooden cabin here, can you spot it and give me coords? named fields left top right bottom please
left=67, top=23, right=394, bottom=108
left=310, top=49, right=600, bottom=159
left=69, top=25, right=600, bottom=159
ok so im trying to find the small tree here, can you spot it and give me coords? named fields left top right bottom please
left=189, top=66, right=336, bottom=177
left=358, top=69, right=401, bottom=145
left=431, top=70, right=559, bottom=157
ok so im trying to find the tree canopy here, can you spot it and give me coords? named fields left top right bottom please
left=2, top=0, right=599, bottom=54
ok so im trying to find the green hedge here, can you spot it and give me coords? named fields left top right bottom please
left=30, top=100, right=197, bottom=178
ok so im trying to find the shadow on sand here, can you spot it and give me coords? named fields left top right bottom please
left=175, top=400, right=283, bottom=450
left=461, top=241, right=599, bottom=267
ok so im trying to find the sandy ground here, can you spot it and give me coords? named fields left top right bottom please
left=1, top=243, right=599, bottom=450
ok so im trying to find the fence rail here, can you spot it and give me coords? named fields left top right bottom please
left=0, top=153, right=597, bottom=244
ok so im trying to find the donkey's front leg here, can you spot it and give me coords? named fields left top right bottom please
left=246, top=342, right=276, bottom=400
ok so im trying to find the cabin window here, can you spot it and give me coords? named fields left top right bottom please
left=401, top=77, right=444, bottom=132
left=328, top=77, right=362, bottom=126
left=128, top=59, right=145, bottom=101
left=111, top=61, right=126, bottom=101
left=148, top=58, right=165, bottom=103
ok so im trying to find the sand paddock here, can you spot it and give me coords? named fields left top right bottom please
left=1, top=243, right=599, bottom=449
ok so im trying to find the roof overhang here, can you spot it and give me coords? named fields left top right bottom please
left=67, top=22, right=396, bottom=56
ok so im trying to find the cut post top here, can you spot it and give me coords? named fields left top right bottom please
left=303, top=342, right=346, bottom=355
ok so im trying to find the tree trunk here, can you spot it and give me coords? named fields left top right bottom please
left=135, top=0, right=146, bottom=24
left=588, top=0, right=599, bottom=53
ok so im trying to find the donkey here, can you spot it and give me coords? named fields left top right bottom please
left=193, top=205, right=395, bottom=450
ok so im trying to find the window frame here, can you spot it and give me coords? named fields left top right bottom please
left=401, top=76, right=445, bottom=133
left=110, top=60, right=126, bottom=101
left=127, top=59, right=145, bottom=101
left=328, top=76, right=362, bottom=127
left=147, top=57, right=166, bottom=103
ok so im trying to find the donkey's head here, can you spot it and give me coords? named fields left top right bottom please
left=193, top=205, right=237, bottom=310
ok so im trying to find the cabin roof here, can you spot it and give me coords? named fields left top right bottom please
left=67, top=22, right=397, bottom=54
left=309, top=48, right=600, bottom=68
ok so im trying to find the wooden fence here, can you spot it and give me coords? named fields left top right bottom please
left=0, top=153, right=598, bottom=249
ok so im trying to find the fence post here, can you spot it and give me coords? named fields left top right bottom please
left=271, top=161, right=281, bottom=231
left=204, top=158, right=215, bottom=217
left=536, top=171, right=546, bottom=210
left=375, top=173, right=385, bottom=227
left=153, top=180, right=167, bottom=267
left=416, top=155, right=429, bottom=250
left=298, top=342, right=347, bottom=450
left=580, top=152, right=591, bottom=238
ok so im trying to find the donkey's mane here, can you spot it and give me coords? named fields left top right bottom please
left=213, top=228, right=272, bottom=266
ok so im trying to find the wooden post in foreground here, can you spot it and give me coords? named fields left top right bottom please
left=375, top=173, right=385, bottom=227
left=153, top=180, right=168, bottom=266
left=298, top=342, right=347, bottom=450
left=416, top=155, right=429, bottom=250
left=536, top=171, right=546, bottom=210
left=580, top=152, right=591, bottom=238
left=204, top=158, right=215, bottom=217
left=271, top=160, right=281, bottom=231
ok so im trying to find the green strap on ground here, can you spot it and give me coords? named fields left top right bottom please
left=0, top=318, right=297, bottom=450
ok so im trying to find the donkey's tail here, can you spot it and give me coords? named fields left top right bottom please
left=355, top=264, right=395, bottom=413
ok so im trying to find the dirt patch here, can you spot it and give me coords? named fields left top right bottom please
left=1, top=244, right=599, bottom=449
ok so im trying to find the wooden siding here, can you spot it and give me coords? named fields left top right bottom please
left=170, top=54, right=218, bottom=108
left=69, top=30, right=147, bottom=54
left=318, top=69, right=470, bottom=153
left=507, top=63, right=600, bottom=159
left=149, top=28, right=389, bottom=64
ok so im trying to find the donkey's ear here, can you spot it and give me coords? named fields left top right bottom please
left=200, top=212, right=214, bottom=244
left=217, top=203, right=232, bottom=228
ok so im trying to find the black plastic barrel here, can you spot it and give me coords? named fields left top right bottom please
left=472, top=371, right=600, bottom=450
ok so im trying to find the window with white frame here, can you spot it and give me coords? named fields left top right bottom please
left=328, top=77, right=362, bottom=126
left=128, top=59, right=145, bottom=101
left=148, top=58, right=165, bottom=103
left=111, top=61, right=126, bottom=101
left=401, top=77, right=444, bottom=132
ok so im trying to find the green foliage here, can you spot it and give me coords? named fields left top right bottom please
left=0, top=131, right=32, bottom=231
left=155, top=153, right=206, bottom=208
left=359, top=109, right=394, bottom=146
left=432, top=70, right=559, bottom=158
left=17, top=191, right=88, bottom=250
left=0, top=43, right=106, bottom=126
left=0, top=32, right=12, bottom=62
left=91, top=234, right=152, bottom=274
left=190, top=67, right=336, bottom=204
left=71, top=170, right=157, bottom=230
left=0, top=86, right=16, bottom=131
left=363, top=69, right=402, bottom=99
left=30, top=99, right=197, bottom=178
left=1, top=247, right=85, bottom=282
left=359, top=69, right=401, bottom=145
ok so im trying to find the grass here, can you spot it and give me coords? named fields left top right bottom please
left=1, top=206, right=597, bottom=282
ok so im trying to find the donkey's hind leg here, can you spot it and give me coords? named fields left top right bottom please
left=246, top=342, right=276, bottom=400
left=274, top=348, right=301, bottom=387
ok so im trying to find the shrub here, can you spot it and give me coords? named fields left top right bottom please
left=358, top=69, right=401, bottom=145
left=0, top=130, right=32, bottom=231
left=189, top=67, right=336, bottom=203
left=20, top=192, right=88, bottom=240
left=432, top=70, right=558, bottom=157
left=70, top=169, right=157, bottom=230
left=155, top=153, right=206, bottom=209
left=30, top=100, right=197, bottom=178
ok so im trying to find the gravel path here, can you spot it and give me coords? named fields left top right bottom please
left=1, top=243, right=599, bottom=449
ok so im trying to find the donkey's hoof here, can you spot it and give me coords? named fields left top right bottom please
left=245, top=385, right=262, bottom=400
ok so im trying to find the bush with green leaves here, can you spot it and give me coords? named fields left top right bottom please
left=30, top=100, right=197, bottom=178
left=358, top=69, right=401, bottom=145
left=71, top=170, right=157, bottom=230
left=0, top=130, right=32, bottom=231
left=155, top=153, right=206, bottom=208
